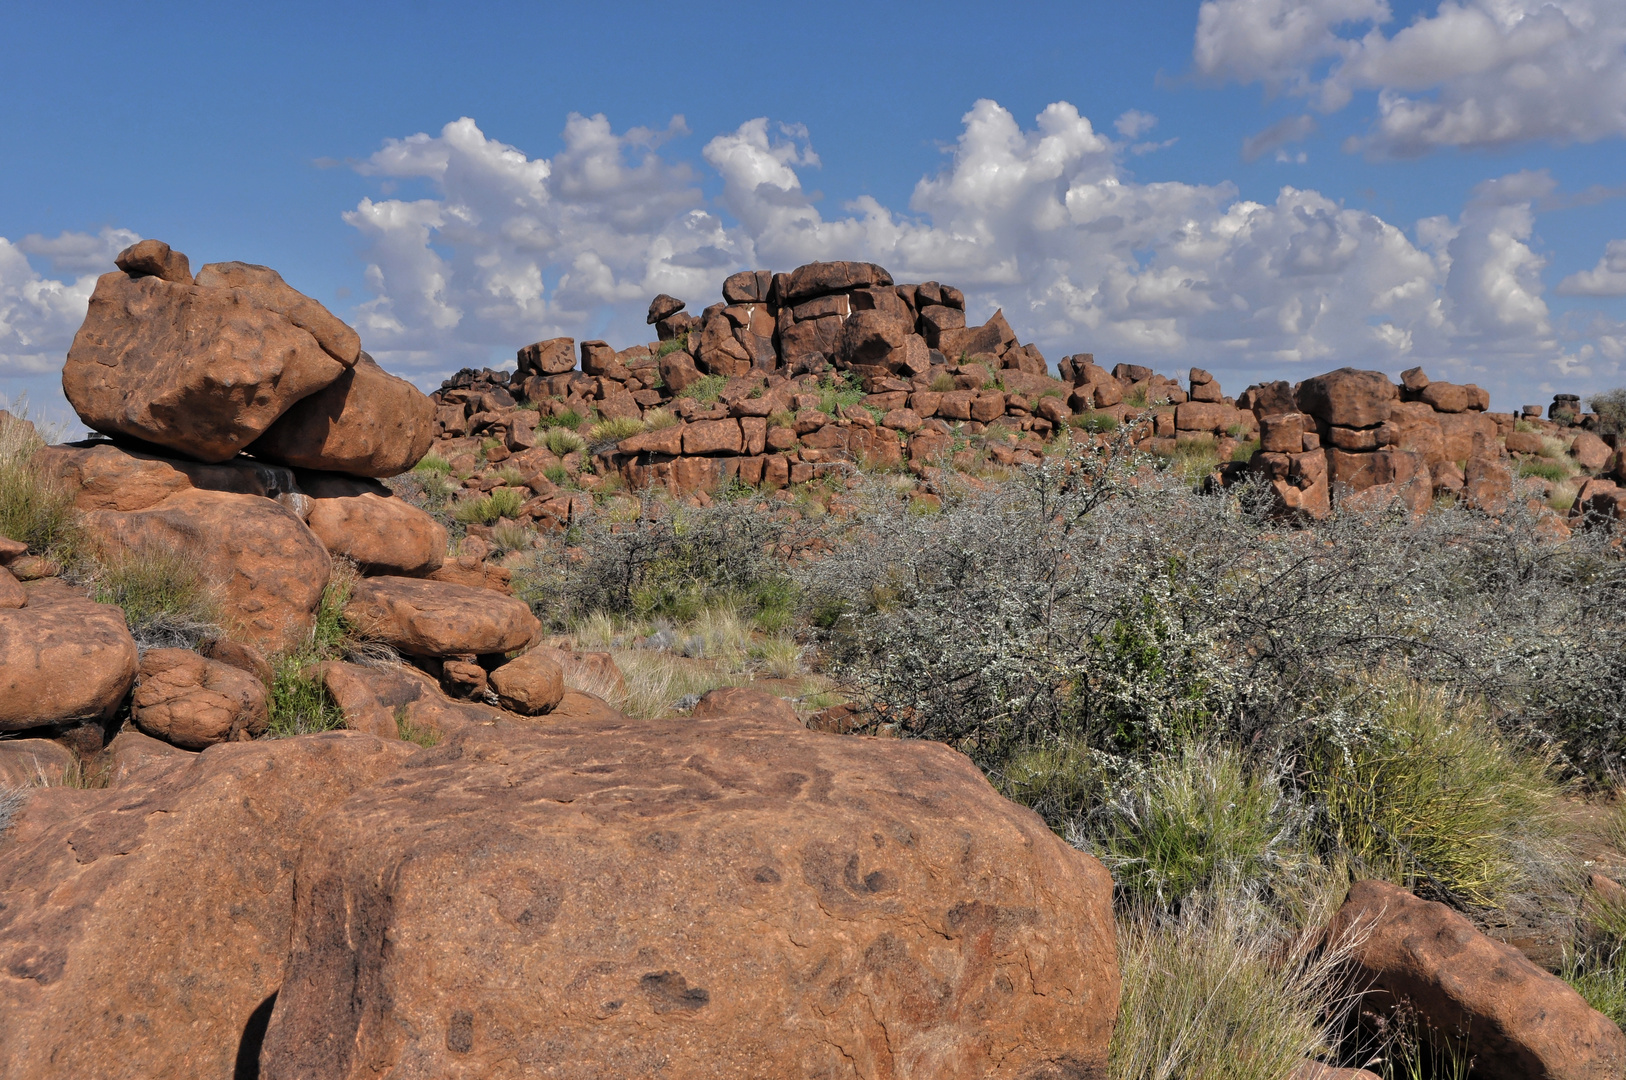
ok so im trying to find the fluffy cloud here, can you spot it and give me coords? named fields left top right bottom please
left=345, top=114, right=742, bottom=377
left=1195, top=0, right=1626, bottom=157
left=347, top=103, right=1615, bottom=404
left=1, top=226, right=137, bottom=378
left=1558, top=239, right=1626, bottom=296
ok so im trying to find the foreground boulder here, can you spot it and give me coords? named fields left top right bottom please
left=61, top=254, right=350, bottom=462
left=1328, top=880, right=1625, bottom=1080
left=345, top=576, right=539, bottom=658
left=0, top=733, right=416, bottom=1080
left=82, top=488, right=332, bottom=653
left=0, top=585, right=137, bottom=731
left=36, top=440, right=300, bottom=512
left=131, top=648, right=270, bottom=749
left=258, top=712, right=1119, bottom=1079
left=248, top=353, right=436, bottom=477
left=0, top=738, right=76, bottom=787
left=488, top=647, right=565, bottom=715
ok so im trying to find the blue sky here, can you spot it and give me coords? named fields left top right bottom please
left=5, top=0, right=1626, bottom=426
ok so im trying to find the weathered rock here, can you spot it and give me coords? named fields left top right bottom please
left=0, top=738, right=76, bottom=787
left=35, top=439, right=300, bottom=512
left=104, top=728, right=192, bottom=786
left=257, top=712, right=1118, bottom=1080
left=1260, top=412, right=1306, bottom=453
left=131, top=648, right=270, bottom=749
left=305, top=492, right=447, bottom=576
left=0, top=733, right=415, bottom=1080
left=1325, top=448, right=1426, bottom=493
left=193, top=260, right=361, bottom=365
left=658, top=349, right=703, bottom=395
left=82, top=489, right=331, bottom=654
left=346, top=576, right=539, bottom=658
left=1464, top=433, right=1514, bottom=512
left=690, top=685, right=798, bottom=726
left=1571, top=431, right=1613, bottom=471
left=488, top=648, right=566, bottom=715
left=1327, top=880, right=1625, bottom=1080
left=248, top=353, right=436, bottom=477
left=647, top=295, right=685, bottom=324
left=1419, top=382, right=1478, bottom=413
left=0, top=565, right=22, bottom=609
left=62, top=270, right=347, bottom=462
left=780, top=260, right=893, bottom=304
left=517, top=336, right=577, bottom=376
left=1296, top=368, right=1397, bottom=429
left=547, top=688, right=625, bottom=722
left=0, top=586, right=137, bottom=731
left=114, top=238, right=192, bottom=284
left=198, top=636, right=274, bottom=688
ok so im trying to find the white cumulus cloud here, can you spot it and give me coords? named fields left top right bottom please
left=1558, top=238, right=1626, bottom=296
left=1, top=226, right=138, bottom=378
left=345, top=103, right=1617, bottom=404
left=1195, top=0, right=1626, bottom=157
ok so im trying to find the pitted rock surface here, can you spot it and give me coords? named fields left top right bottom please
left=258, top=711, right=1118, bottom=1080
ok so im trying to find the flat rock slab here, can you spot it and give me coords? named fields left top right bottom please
left=259, top=711, right=1118, bottom=1080
left=346, top=576, right=539, bottom=658
left=0, top=733, right=416, bottom=1080
left=0, top=587, right=137, bottom=730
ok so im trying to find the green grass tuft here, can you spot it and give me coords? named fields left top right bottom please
left=91, top=541, right=221, bottom=639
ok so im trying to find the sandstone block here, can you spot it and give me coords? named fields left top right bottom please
left=489, top=648, right=566, bottom=716
left=0, top=587, right=137, bottom=731
left=250, top=353, right=436, bottom=477
left=304, top=492, right=447, bottom=576
left=1295, top=368, right=1397, bottom=429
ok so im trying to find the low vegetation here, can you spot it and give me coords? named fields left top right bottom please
left=0, top=406, right=81, bottom=561
left=90, top=540, right=222, bottom=649
left=266, top=562, right=365, bottom=737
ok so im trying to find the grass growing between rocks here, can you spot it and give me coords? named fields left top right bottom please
left=0, top=407, right=81, bottom=561
left=1109, top=882, right=1360, bottom=1080
left=90, top=541, right=222, bottom=648
left=266, top=564, right=360, bottom=737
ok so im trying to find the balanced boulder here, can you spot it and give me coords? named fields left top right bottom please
left=82, top=489, right=331, bottom=653
left=257, top=710, right=1119, bottom=1079
left=131, top=648, right=270, bottom=749
left=248, top=353, right=435, bottom=477
left=62, top=252, right=350, bottom=462
left=0, top=586, right=137, bottom=730
left=1328, top=880, right=1625, bottom=1080
left=345, top=576, right=539, bottom=657
left=193, top=261, right=361, bottom=365
left=0, top=733, right=415, bottom=1080
left=304, top=492, right=446, bottom=576
left=1295, top=368, right=1397, bottom=429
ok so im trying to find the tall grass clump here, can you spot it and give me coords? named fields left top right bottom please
left=451, top=486, right=526, bottom=525
left=1079, top=743, right=1306, bottom=907
left=545, top=427, right=587, bottom=456
left=1307, top=684, right=1568, bottom=908
left=0, top=408, right=80, bottom=560
left=1109, top=885, right=1361, bottom=1080
left=267, top=562, right=363, bottom=736
left=91, top=541, right=222, bottom=648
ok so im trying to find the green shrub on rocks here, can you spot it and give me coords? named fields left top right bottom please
left=0, top=408, right=80, bottom=560
left=91, top=541, right=221, bottom=649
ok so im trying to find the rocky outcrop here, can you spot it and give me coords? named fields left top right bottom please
left=0, top=584, right=137, bottom=731
left=1328, top=880, right=1625, bottom=1080
left=0, top=733, right=417, bottom=1080
left=82, top=488, right=332, bottom=653
left=62, top=246, right=352, bottom=462
left=257, top=710, right=1119, bottom=1080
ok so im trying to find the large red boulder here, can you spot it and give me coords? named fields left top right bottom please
left=257, top=710, right=1119, bottom=1079
left=248, top=353, right=436, bottom=478
left=61, top=259, right=350, bottom=463
left=304, top=492, right=446, bottom=576
left=131, top=648, right=269, bottom=749
left=0, top=733, right=415, bottom=1080
left=1296, top=368, right=1397, bottom=429
left=1328, top=880, right=1625, bottom=1080
left=35, top=440, right=298, bottom=512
